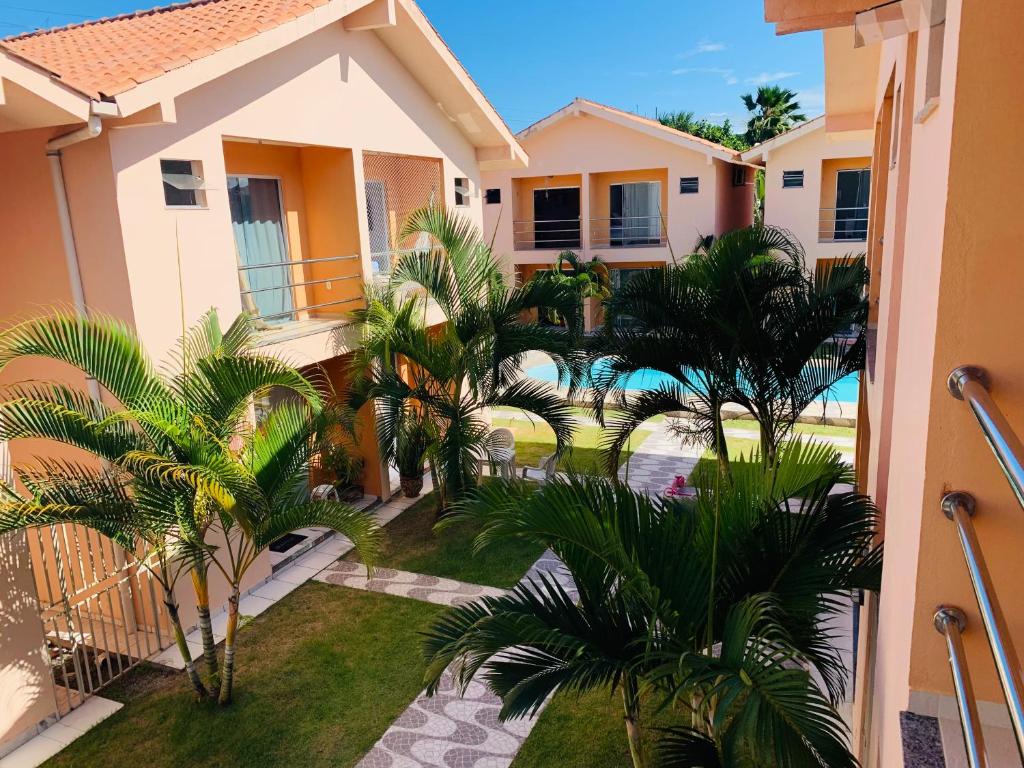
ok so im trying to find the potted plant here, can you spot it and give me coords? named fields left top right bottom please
left=395, top=414, right=430, bottom=498
left=320, top=441, right=365, bottom=501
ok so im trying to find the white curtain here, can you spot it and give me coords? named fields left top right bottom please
left=615, top=181, right=662, bottom=244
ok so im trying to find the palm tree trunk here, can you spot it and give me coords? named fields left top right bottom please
left=162, top=595, right=207, bottom=698
left=191, top=566, right=220, bottom=695
left=218, top=587, right=240, bottom=705
left=622, top=675, right=645, bottom=768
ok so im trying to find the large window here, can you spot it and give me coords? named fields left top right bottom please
left=833, top=168, right=871, bottom=241
left=228, top=176, right=294, bottom=324
left=610, top=181, right=662, bottom=246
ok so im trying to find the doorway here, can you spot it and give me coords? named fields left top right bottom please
left=533, top=187, right=581, bottom=249
left=228, top=176, right=294, bottom=323
left=834, top=169, right=870, bottom=241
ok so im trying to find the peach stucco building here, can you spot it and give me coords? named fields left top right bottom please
left=741, top=115, right=874, bottom=274
left=0, top=0, right=524, bottom=754
left=765, top=1, right=1024, bottom=766
left=481, top=98, right=754, bottom=322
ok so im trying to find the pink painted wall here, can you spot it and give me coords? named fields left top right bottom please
left=761, top=123, right=874, bottom=269
left=482, top=112, right=751, bottom=272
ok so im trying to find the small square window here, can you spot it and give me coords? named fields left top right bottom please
left=454, top=177, right=471, bottom=207
left=679, top=176, right=699, bottom=194
left=732, top=166, right=747, bottom=187
left=782, top=170, right=804, bottom=188
left=485, top=188, right=501, bottom=205
left=161, top=159, right=206, bottom=207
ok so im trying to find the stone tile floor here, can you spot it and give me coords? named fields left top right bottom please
left=315, top=560, right=506, bottom=606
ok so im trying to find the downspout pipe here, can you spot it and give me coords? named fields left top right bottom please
left=46, top=114, right=102, bottom=318
left=45, top=114, right=103, bottom=407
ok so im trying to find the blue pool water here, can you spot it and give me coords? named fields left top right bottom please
left=527, top=358, right=860, bottom=403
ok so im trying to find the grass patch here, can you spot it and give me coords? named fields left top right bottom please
left=43, top=584, right=442, bottom=768
left=512, top=688, right=670, bottom=768
left=346, top=492, right=543, bottom=588
left=491, top=417, right=650, bottom=476
left=723, top=418, right=856, bottom=440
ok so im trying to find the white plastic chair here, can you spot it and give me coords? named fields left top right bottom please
left=521, top=453, right=558, bottom=484
left=485, top=427, right=516, bottom=480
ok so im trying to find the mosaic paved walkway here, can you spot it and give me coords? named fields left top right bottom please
left=354, top=551, right=578, bottom=768
left=314, top=561, right=506, bottom=607
left=618, top=422, right=702, bottom=494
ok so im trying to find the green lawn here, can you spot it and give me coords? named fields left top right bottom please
left=43, top=584, right=443, bottom=768
left=490, top=417, right=650, bottom=476
left=345, top=492, right=543, bottom=588
left=512, top=688, right=669, bottom=768
left=723, top=418, right=856, bottom=440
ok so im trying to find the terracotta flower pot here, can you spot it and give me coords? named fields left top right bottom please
left=400, top=474, right=423, bottom=498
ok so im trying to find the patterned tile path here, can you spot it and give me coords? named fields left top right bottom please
left=353, top=551, right=578, bottom=768
left=313, top=561, right=506, bottom=607
left=618, top=421, right=702, bottom=495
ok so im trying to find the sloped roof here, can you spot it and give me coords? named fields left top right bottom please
left=518, top=97, right=751, bottom=164
left=1, top=0, right=336, bottom=101
left=739, top=115, right=826, bottom=164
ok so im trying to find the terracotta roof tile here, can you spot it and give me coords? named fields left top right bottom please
left=0, top=0, right=329, bottom=100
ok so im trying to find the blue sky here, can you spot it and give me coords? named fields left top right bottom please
left=0, top=0, right=823, bottom=132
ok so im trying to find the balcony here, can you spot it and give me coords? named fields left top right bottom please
left=238, top=253, right=363, bottom=328
left=818, top=207, right=869, bottom=243
left=590, top=215, right=666, bottom=248
left=512, top=218, right=582, bottom=251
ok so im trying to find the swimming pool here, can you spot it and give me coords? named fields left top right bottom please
left=526, top=358, right=861, bottom=403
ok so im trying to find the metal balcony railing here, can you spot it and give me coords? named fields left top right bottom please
left=238, top=254, right=363, bottom=325
left=512, top=219, right=582, bottom=251
left=590, top=215, right=665, bottom=248
left=936, top=366, right=1024, bottom=765
left=818, top=207, right=869, bottom=243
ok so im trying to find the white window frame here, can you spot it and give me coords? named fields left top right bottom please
left=161, top=158, right=208, bottom=209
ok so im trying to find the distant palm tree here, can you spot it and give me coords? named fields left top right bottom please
left=742, top=85, right=807, bottom=145
left=591, top=226, right=865, bottom=470
left=538, top=251, right=611, bottom=327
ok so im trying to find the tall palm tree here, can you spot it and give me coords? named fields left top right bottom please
left=742, top=85, right=807, bottom=145
left=349, top=205, right=582, bottom=509
left=0, top=310, right=322, bottom=696
left=591, top=226, right=865, bottom=469
left=128, top=401, right=382, bottom=703
left=423, top=441, right=882, bottom=767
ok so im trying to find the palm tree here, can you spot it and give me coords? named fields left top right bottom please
left=591, top=226, right=865, bottom=469
left=128, top=400, right=382, bottom=703
left=0, top=310, right=322, bottom=696
left=537, top=251, right=611, bottom=327
left=0, top=462, right=209, bottom=697
left=742, top=85, right=807, bottom=145
left=349, top=205, right=582, bottom=509
left=423, top=441, right=882, bottom=767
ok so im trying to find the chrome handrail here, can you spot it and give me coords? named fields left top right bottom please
left=935, top=606, right=988, bottom=768
left=236, top=253, right=363, bottom=324
left=942, top=492, right=1024, bottom=760
left=949, top=366, right=1024, bottom=508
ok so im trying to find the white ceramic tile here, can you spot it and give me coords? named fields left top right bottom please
left=56, top=697, right=121, bottom=733
left=0, top=734, right=67, bottom=768
left=272, top=564, right=318, bottom=585
left=252, top=578, right=300, bottom=601
left=237, top=594, right=275, bottom=617
left=292, top=551, right=338, bottom=571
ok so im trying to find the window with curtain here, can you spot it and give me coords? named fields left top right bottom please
left=610, top=181, right=662, bottom=246
left=228, top=176, right=295, bottom=324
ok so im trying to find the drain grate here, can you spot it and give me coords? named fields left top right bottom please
left=269, top=533, right=308, bottom=553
